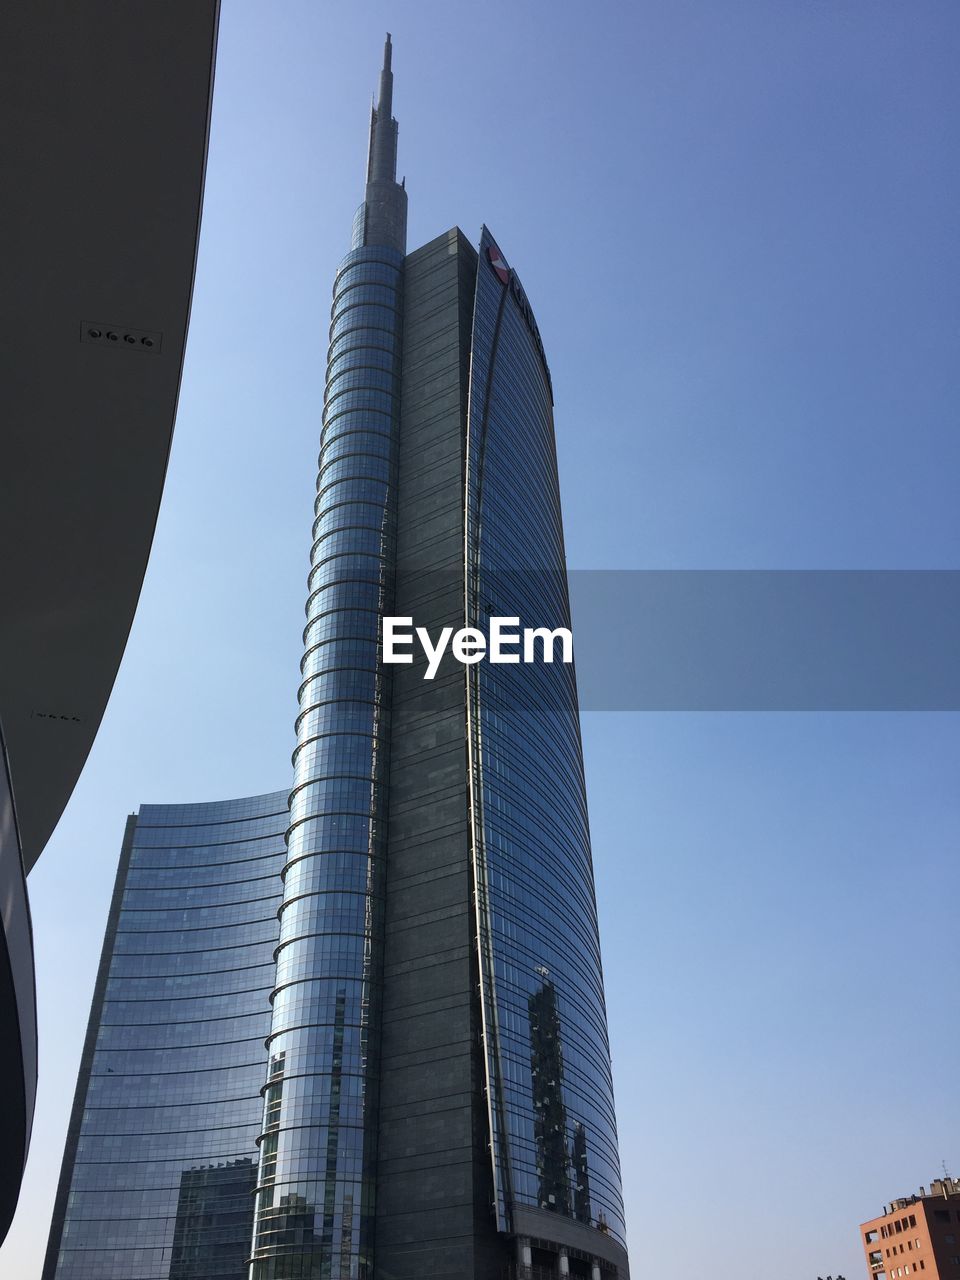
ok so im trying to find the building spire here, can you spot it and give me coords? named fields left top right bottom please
left=353, top=33, right=407, bottom=252
left=366, top=32, right=398, bottom=184
left=377, top=33, right=393, bottom=124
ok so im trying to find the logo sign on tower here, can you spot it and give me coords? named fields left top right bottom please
left=487, top=243, right=510, bottom=284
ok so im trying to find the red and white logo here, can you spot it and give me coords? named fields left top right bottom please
left=487, top=243, right=510, bottom=284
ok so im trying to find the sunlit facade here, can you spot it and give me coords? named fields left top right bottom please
left=45, top=35, right=629, bottom=1280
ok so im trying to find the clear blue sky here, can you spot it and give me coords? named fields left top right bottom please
left=4, top=3, right=959, bottom=1278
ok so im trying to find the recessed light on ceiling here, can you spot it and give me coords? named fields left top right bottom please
left=81, top=322, right=162, bottom=353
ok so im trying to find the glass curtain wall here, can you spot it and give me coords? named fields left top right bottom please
left=249, top=246, right=403, bottom=1280
left=465, top=227, right=628, bottom=1249
left=42, top=793, right=287, bottom=1280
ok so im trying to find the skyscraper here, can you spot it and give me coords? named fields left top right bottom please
left=45, top=35, right=630, bottom=1280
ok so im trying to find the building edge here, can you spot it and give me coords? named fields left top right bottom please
left=0, top=726, right=36, bottom=1245
left=40, top=813, right=138, bottom=1280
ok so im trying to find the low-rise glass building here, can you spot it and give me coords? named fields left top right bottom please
left=43, top=794, right=287, bottom=1280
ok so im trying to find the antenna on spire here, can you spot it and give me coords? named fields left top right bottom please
left=366, top=31, right=398, bottom=184
left=354, top=33, right=407, bottom=252
left=377, top=32, right=394, bottom=122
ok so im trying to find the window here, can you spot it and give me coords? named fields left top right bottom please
left=948, top=1235, right=957, bottom=1245
left=867, top=1230, right=881, bottom=1244
left=910, top=1215, right=917, bottom=1228
left=264, top=1083, right=282, bottom=1130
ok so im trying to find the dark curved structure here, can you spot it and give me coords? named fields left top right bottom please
left=0, top=0, right=220, bottom=1244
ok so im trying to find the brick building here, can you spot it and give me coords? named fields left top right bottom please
left=861, top=1177, right=960, bottom=1279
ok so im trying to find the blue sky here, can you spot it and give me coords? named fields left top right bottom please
left=4, top=3, right=959, bottom=1278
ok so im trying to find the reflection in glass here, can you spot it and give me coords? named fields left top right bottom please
left=528, top=971, right=570, bottom=1216
left=168, top=1160, right=257, bottom=1280
left=572, top=1122, right=592, bottom=1227
left=467, top=225, right=628, bottom=1248
left=42, top=794, right=287, bottom=1280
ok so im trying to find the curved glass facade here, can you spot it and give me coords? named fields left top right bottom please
left=43, top=792, right=287, bottom=1280
left=248, top=246, right=403, bottom=1280
left=248, top=35, right=408, bottom=1280
left=466, top=227, right=628, bottom=1250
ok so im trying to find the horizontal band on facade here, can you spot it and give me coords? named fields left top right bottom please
left=321, top=398, right=397, bottom=432
left=333, top=250, right=403, bottom=286
left=298, top=636, right=391, bottom=672
left=292, top=700, right=381, bottom=739
left=128, top=832, right=283, bottom=856
left=314, top=472, right=396, bottom=512
left=302, top=578, right=395, bottom=619
left=315, top=448, right=398, bottom=482
left=278, top=851, right=384, bottom=886
left=328, top=313, right=402, bottom=347
left=324, top=366, right=401, bottom=403
left=266, top=994, right=380, bottom=1020
left=275, top=888, right=381, bottom=921
left=112, top=915, right=280, bottom=938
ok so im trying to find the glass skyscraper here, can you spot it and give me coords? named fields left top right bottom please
left=45, top=36, right=630, bottom=1280
left=43, top=794, right=288, bottom=1280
